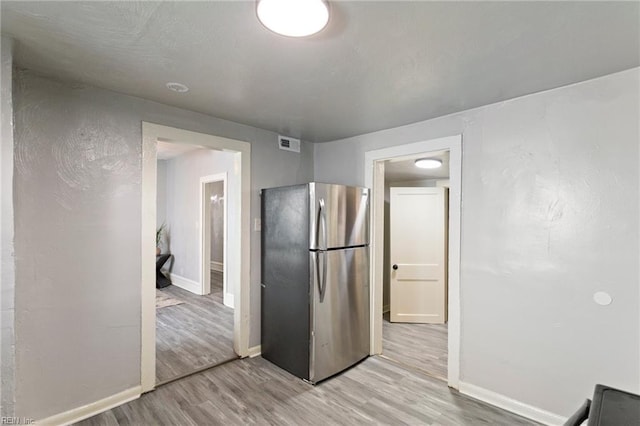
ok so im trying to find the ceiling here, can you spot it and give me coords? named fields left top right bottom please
left=156, top=140, right=203, bottom=160
left=2, top=1, right=638, bottom=143
left=385, top=151, right=449, bottom=183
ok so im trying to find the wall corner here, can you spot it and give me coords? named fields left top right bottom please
left=0, top=35, right=16, bottom=417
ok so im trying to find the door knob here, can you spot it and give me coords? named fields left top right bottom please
left=392, top=264, right=398, bottom=270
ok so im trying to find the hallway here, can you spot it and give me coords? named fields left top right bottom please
left=382, top=312, right=448, bottom=381
left=156, top=271, right=235, bottom=383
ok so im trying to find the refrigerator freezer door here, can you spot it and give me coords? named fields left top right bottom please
left=261, top=184, right=311, bottom=379
left=310, top=247, right=370, bottom=383
left=310, top=183, right=369, bottom=250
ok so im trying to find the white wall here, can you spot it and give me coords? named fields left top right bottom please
left=164, top=149, right=236, bottom=287
left=156, top=160, right=168, bottom=253
left=0, top=36, right=15, bottom=417
left=210, top=181, right=224, bottom=265
left=12, top=70, right=313, bottom=420
left=315, top=68, right=640, bottom=418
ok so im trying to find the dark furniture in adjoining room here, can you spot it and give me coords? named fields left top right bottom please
left=156, top=254, right=173, bottom=288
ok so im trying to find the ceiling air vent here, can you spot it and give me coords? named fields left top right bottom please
left=278, top=135, right=300, bottom=153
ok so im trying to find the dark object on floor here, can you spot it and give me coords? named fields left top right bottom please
left=565, top=384, right=640, bottom=426
left=156, top=254, right=173, bottom=288
left=564, top=399, right=590, bottom=426
left=588, top=384, right=640, bottom=426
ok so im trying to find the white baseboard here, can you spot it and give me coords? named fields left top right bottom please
left=210, top=261, right=223, bottom=272
left=247, top=345, right=262, bottom=358
left=458, top=382, right=565, bottom=426
left=170, top=273, right=202, bottom=295
left=36, top=386, right=141, bottom=426
left=223, top=292, right=234, bottom=309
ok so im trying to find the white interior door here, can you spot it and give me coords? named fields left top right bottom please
left=390, top=187, right=448, bottom=323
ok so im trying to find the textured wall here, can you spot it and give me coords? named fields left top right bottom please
left=13, top=71, right=141, bottom=420
left=12, top=70, right=313, bottom=420
left=1, top=36, right=15, bottom=417
left=315, top=68, right=640, bottom=417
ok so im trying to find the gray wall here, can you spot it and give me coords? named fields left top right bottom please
left=12, top=69, right=313, bottom=420
left=315, top=68, right=640, bottom=417
left=164, top=149, right=236, bottom=283
left=1, top=36, right=15, bottom=417
left=210, top=181, right=224, bottom=265
left=156, top=159, right=167, bottom=249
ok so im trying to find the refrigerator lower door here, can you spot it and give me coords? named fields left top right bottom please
left=310, top=246, right=370, bottom=383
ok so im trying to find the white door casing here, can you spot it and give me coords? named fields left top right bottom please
left=141, top=122, right=250, bottom=393
left=364, top=134, right=461, bottom=389
left=390, top=187, right=447, bottom=323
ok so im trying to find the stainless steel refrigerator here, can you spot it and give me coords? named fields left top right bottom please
left=261, top=182, right=370, bottom=384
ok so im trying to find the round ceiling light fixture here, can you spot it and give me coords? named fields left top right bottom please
left=166, top=82, right=189, bottom=93
left=257, top=0, right=329, bottom=37
left=414, top=158, right=443, bottom=169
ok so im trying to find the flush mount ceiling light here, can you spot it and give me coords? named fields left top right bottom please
left=257, top=0, right=329, bottom=37
left=414, top=158, right=443, bottom=169
left=166, top=82, right=189, bottom=93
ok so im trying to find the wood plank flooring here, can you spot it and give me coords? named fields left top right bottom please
left=209, top=270, right=224, bottom=305
left=382, top=312, right=448, bottom=381
left=81, top=283, right=539, bottom=425
left=78, top=355, right=539, bottom=426
left=156, top=271, right=235, bottom=383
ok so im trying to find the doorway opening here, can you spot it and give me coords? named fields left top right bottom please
left=381, top=151, right=450, bottom=382
left=365, top=134, right=462, bottom=389
left=202, top=176, right=230, bottom=307
left=153, top=142, right=236, bottom=385
left=141, top=123, right=251, bottom=392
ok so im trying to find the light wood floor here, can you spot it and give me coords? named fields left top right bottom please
left=382, top=312, right=448, bottom=381
left=78, top=354, right=538, bottom=426
left=156, top=271, right=235, bottom=383
left=81, top=294, right=538, bottom=425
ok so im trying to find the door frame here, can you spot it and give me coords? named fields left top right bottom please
left=364, top=134, right=462, bottom=389
left=141, top=122, right=251, bottom=392
left=200, top=173, right=231, bottom=306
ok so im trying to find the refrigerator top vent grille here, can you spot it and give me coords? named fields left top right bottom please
left=278, top=135, right=301, bottom=153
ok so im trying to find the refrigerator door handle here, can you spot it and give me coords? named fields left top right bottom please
left=318, top=198, right=328, bottom=302
left=315, top=251, right=328, bottom=303
left=318, top=198, right=327, bottom=250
